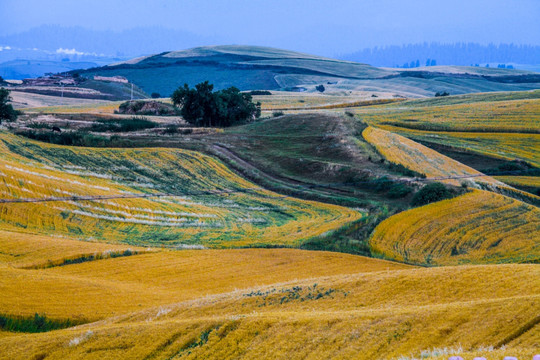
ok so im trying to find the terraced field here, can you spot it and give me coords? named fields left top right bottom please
left=370, top=190, right=540, bottom=265
left=1, top=262, right=537, bottom=360
left=357, top=92, right=540, bottom=170
left=0, top=132, right=360, bottom=247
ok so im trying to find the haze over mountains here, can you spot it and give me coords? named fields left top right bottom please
left=1, top=26, right=539, bottom=79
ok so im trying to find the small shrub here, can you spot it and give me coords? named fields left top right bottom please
left=411, top=182, right=452, bottom=206
left=27, top=122, right=51, bottom=129
left=315, top=84, right=325, bottom=92
left=387, top=183, right=413, bottom=199
left=249, top=90, right=272, bottom=95
left=118, top=100, right=178, bottom=116
left=164, top=124, right=178, bottom=134
left=273, top=111, right=284, bottom=117
left=91, top=117, right=157, bottom=132
left=0, top=313, right=80, bottom=333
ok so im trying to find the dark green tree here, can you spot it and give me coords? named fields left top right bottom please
left=0, top=88, right=17, bottom=123
left=315, top=84, right=325, bottom=92
left=171, top=82, right=260, bottom=127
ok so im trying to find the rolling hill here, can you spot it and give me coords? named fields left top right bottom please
left=1, top=75, right=539, bottom=359
left=74, top=45, right=540, bottom=98
left=1, top=259, right=537, bottom=360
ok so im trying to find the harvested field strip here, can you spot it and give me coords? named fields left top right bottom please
left=495, top=176, right=540, bottom=188
left=359, top=98, right=540, bottom=133
left=379, top=125, right=540, bottom=168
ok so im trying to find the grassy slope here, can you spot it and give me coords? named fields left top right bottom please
left=136, top=113, right=412, bottom=209
left=0, top=132, right=360, bottom=247
left=370, top=190, right=540, bottom=266
left=1, top=264, right=538, bottom=359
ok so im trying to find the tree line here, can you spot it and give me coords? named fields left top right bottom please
left=340, top=42, right=540, bottom=67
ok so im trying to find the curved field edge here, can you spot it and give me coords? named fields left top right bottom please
left=0, top=264, right=538, bottom=360
left=370, top=189, right=540, bottom=266
left=362, top=126, right=499, bottom=187
left=0, top=131, right=362, bottom=248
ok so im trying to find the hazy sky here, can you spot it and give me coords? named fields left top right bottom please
left=1, top=0, right=539, bottom=56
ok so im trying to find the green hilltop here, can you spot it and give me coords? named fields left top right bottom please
left=75, top=45, right=540, bottom=98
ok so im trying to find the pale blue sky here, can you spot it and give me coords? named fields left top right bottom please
left=1, top=0, right=539, bottom=56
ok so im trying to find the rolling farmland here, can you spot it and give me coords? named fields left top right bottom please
left=1, top=57, right=539, bottom=359
left=1, top=263, right=537, bottom=359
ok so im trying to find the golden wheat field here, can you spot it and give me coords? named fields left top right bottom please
left=495, top=176, right=540, bottom=188
left=362, top=126, right=500, bottom=186
left=2, top=87, right=540, bottom=360
left=379, top=126, right=540, bottom=168
left=0, top=229, right=410, bottom=322
left=0, top=131, right=360, bottom=247
left=370, top=189, right=540, bottom=265
left=359, top=97, right=540, bottom=133
left=1, top=263, right=538, bottom=360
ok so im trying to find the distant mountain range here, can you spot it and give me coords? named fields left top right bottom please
left=0, top=26, right=222, bottom=79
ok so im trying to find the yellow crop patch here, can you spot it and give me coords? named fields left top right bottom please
left=370, top=190, right=540, bottom=265
left=1, top=264, right=537, bottom=360
left=362, top=126, right=500, bottom=186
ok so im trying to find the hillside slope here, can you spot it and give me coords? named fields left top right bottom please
left=0, top=132, right=360, bottom=247
left=75, top=45, right=540, bottom=97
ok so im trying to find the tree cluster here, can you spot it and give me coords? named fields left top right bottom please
left=171, top=82, right=261, bottom=127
